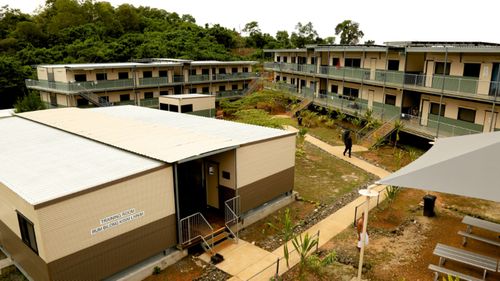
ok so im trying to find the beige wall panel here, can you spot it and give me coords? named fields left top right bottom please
left=406, top=53, right=425, bottom=72
left=0, top=183, right=46, bottom=259
left=54, top=68, right=67, bottom=82
left=107, top=71, right=119, bottom=80
left=37, top=68, right=48, bottom=80
left=478, top=63, right=493, bottom=95
left=236, top=135, right=295, bottom=188
left=179, top=97, right=215, bottom=111
left=56, top=94, right=69, bottom=106
left=207, top=150, right=236, bottom=189
left=36, top=167, right=175, bottom=262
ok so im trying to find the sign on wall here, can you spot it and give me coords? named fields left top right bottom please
left=91, top=208, right=145, bottom=236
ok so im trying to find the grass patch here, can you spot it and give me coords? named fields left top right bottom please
left=232, top=109, right=292, bottom=128
left=306, top=126, right=344, bottom=146
left=295, top=142, right=376, bottom=204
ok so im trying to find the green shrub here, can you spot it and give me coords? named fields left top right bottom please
left=152, top=266, right=161, bottom=275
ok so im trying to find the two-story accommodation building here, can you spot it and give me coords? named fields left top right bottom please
left=25, top=59, right=257, bottom=108
left=264, top=42, right=500, bottom=139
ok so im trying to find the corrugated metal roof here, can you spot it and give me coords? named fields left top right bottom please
left=0, top=109, right=14, bottom=118
left=0, top=117, right=163, bottom=205
left=19, top=106, right=295, bottom=164
left=38, top=62, right=182, bottom=69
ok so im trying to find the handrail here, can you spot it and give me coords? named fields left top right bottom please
left=179, top=212, right=213, bottom=246
left=224, top=196, right=240, bottom=243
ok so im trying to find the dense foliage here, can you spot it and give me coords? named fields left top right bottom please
left=0, top=0, right=366, bottom=108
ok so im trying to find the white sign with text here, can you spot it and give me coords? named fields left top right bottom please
left=91, top=208, right=145, bottom=236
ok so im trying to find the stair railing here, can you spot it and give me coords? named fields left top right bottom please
left=224, top=196, right=240, bottom=243
left=179, top=212, right=213, bottom=248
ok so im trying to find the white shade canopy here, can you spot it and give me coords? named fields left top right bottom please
left=377, top=131, right=500, bottom=202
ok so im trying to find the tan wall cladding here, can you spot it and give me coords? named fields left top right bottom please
left=36, top=166, right=175, bottom=262
left=0, top=183, right=46, bottom=258
left=179, top=97, right=215, bottom=111
left=207, top=150, right=236, bottom=189
left=53, top=68, right=67, bottom=82
left=236, top=135, right=295, bottom=188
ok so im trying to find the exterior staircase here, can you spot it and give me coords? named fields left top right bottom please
left=359, top=118, right=397, bottom=148
left=78, top=91, right=112, bottom=107
left=289, top=98, right=313, bottom=117
left=242, top=72, right=272, bottom=96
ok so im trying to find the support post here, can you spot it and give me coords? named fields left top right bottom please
left=357, top=185, right=379, bottom=281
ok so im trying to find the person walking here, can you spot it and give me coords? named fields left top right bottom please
left=343, top=130, right=352, bottom=158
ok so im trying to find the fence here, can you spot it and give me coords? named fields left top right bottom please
left=353, top=188, right=386, bottom=226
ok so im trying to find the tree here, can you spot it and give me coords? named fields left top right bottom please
left=324, top=36, right=336, bottom=44
left=275, top=30, right=291, bottom=48
left=291, top=22, right=319, bottom=48
left=242, top=21, right=260, bottom=36
left=365, top=40, right=375, bottom=45
left=335, top=20, right=364, bottom=45
left=14, top=91, right=46, bottom=113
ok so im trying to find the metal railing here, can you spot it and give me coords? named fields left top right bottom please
left=353, top=189, right=386, bottom=226
left=263, top=62, right=500, bottom=99
left=224, top=196, right=240, bottom=243
left=179, top=212, right=213, bottom=247
left=400, top=113, right=482, bottom=138
left=138, top=98, right=159, bottom=107
left=246, top=230, right=320, bottom=281
left=216, top=89, right=244, bottom=99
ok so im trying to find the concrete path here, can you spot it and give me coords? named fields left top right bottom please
left=201, top=126, right=391, bottom=281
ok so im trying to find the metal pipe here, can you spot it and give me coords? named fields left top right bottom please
left=435, top=47, right=448, bottom=138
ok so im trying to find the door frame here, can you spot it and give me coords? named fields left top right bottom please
left=420, top=99, right=430, bottom=126
left=205, top=161, right=220, bottom=209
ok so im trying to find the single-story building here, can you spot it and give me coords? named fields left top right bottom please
left=158, top=93, right=216, bottom=117
left=0, top=106, right=296, bottom=280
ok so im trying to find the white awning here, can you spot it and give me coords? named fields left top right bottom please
left=377, top=132, right=500, bottom=202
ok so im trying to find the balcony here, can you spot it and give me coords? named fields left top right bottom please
left=263, top=62, right=500, bottom=101
left=139, top=77, right=170, bottom=87
left=216, top=89, right=244, bottom=99
left=189, top=75, right=210, bottom=82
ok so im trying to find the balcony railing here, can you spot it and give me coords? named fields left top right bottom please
left=263, top=62, right=500, bottom=100
left=216, top=89, right=244, bottom=99
left=139, top=77, right=169, bottom=87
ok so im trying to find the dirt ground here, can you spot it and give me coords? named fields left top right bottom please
left=296, top=188, right=500, bottom=281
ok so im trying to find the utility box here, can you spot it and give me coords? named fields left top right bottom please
left=423, top=194, right=437, bottom=217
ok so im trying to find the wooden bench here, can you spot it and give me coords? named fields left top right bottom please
left=461, top=216, right=500, bottom=247
left=459, top=230, right=500, bottom=247
left=433, top=243, right=497, bottom=280
left=428, top=264, right=483, bottom=281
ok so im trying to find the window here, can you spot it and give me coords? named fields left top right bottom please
left=96, top=73, right=107, bottom=80
left=298, top=57, right=307, bottom=64
left=219, top=68, right=226, bottom=74
left=332, top=58, right=340, bottom=67
left=100, top=96, right=109, bottom=103
left=202, top=87, right=210, bottom=94
left=17, top=212, right=38, bottom=254
left=232, top=67, right=238, bottom=73
left=276, top=75, right=280, bottom=81
left=160, top=103, right=168, bottom=111
left=144, top=92, right=154, bottom=99
left=219, top=85, right=226, bottom=91
left=189, top=87, right=197, bottom=93
left=344, top=58, right=361, bottom=68
left=243, top=67, right=249, bottom=73
left=310, top=57, right=316, bottom=65
left=331, top=85, right=339, bottom=94
left=283, top=76, right=287, bottom=82
left=457, top=107, right=476, bottom=123
left=181, top=104, right=193, bottom=113
left=463, top=63, right=481, bottom=78
left=388, top=60, right=399, bottom=71
left=276, top=56, right=281, bottom=62
left=343, top=87, right=359, bottom=98
left=385, top=94, right=396, bottom=106
left=430, top=103, right=445, bottom=116
left=434, top=62, right=450, bottom=75
left=300, top=80, right=306, bottom=87
left=77, top=98, right=89, bottom=106
left=74, top=74, right=87, bottom=82
left=159, top=70, right=168, bottom=77
left=232, top=84, right=238, bottom=90
left=291, top=57, right=296, bottom=64
left=222, top=171, right=230, bottom=180
left=190, top=69, right=197, bottom=76
left=118, top=72, right=129, bottom=79
left=283, top=57, right=288, bottom=63
left=291, top=78, right=296, bottom=85
left=202, top=69, right=209, bottom=75
left=120, top=94, right=130, bottom=101
left=160, top=90, right=168, bottom=96
left=169, top=104, right=179, bottom=112
left=143, top=71, right=152, bottom=78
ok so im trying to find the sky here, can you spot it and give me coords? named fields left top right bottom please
left=2, top=0, right=500, bottom=44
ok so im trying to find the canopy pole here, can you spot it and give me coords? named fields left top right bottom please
left=357, top=184, right=379, bottom=281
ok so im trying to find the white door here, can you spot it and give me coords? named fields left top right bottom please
left=483, top=111, right=498, bottom=132
left=421, top=100, right=430, bottom=126
left=368, top=90, right=374, bottom=109
left=206, top=162, right=219, bottom=209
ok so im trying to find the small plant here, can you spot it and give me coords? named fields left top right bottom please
left=351, top=117, right=362, bottom=128
left=386, top=185, right=401, bottom=203
left=443, top=275, right=460, bottom=281
left=298, top=127, right=308, bottom=138
left=292, top=232, right=319, bottom=280
left=267, top=208, right=294, bottom=267
left=336, top=112, right=347, bottom=122
left=153, top=266, right=161, bottom=275
left=325, top=119, right=336, bottom=128
left=393, top=119, right=405, bottom=151
left=300, top=110, right=319, bottom=128
left=321, top=250, right=337, bottom=266
left=364, top=109, right=374, bottom=123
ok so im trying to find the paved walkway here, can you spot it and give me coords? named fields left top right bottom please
left=200, top=128, right=391, bottom=281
